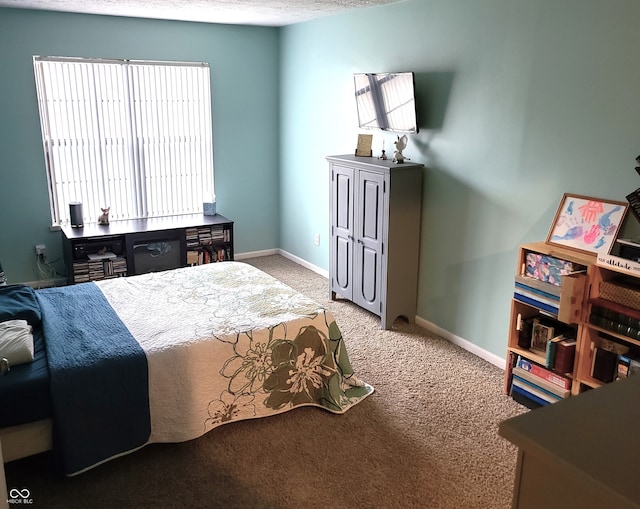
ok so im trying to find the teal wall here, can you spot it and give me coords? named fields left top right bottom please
left=3, top=1, right=640, bottom=361
left=0, top=8, right=280, bottom=283
left=280, top=0, right=640, bottom=358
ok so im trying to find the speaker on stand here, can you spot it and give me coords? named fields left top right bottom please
left=70, top=202, right=84, bottom=228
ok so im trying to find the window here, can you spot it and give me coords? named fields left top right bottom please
left=33, top=56, right=215, bottom=226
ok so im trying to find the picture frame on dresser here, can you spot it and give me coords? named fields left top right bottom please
left=546, top=193, right=627, bottom=256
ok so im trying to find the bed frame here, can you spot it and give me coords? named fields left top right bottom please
left=1, top=419, right=52, bottom=509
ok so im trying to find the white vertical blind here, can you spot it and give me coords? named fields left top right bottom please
left=33, top=56, right=215, bottom=226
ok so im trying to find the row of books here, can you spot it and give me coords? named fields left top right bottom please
left=73, top=257, right=127, bottom=282
left=509, top=355, right=572, bottom=408
left=186, top=226, right=230, bottom=249
left=590, top=335, right=640, bottom=383
left=186, top=246, right=231, bottom=265
left=515, top=312, right=576, bottom=374
left=590, top=295, right=640, bottom=334
left=514, top=274, right=560, bottom=316
left=545, top=334, right=576, bottom=375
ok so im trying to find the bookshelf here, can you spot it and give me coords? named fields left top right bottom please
left=504, top=242, right=596, bottom=405
left=72, top=255, right=128, bottom=284
left=185, top=223, right=233, bottom=266
left=505, top=241, right=640, bottom=406
left=61, top=214, right=234, bottom=284
left=577, top=252, right=640, bottom=391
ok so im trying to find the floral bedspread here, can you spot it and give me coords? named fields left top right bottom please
left=96, top=262, right=373, bottom=445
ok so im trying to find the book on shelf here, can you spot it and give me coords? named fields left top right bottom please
left=617, top=355, right=631, bottom=380
left=590, top=297, right=640, bottom=322
left=515, top=274, right=561, bottom=298
left=545, top=334, right=566, bottom=370
left=516, top=355, right=572, bottom=389
left=513, top=292, right=558, bottom=316
left=591, top=336, right=629, bottom=383
left=510, top=382, right=549, bottom=407
left=510, top=378, right=555, bottom=406
left=514, top=284, right=560, bottom=311
left=515, top=313, right=534, bottom=349
left=511, top=375, right=563, bottom=404
left=512, top=366, right=571, bottom=399
left=514, top=280, right=561, bottom=306
left=505, top=351, right=517, bottom=390
left=629, top=358, right=640, bottom=376
left=553, top=338, right=576, bottom=375
left=509, top=384, right=545, bottom=409
left=589, top=307, right=640, bottom=340
left=592, top=348, right=618, bottom=383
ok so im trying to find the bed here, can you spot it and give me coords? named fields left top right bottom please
left=0, top=261, right=373, bottom=485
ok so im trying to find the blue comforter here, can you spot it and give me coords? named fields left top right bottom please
left=36, top=284, right=150, bottom=475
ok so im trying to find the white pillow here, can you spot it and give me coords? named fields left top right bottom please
left=0, top=319, right=34, bottom=368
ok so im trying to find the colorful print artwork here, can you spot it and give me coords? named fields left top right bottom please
left=546, top=194, right=627, bottom=255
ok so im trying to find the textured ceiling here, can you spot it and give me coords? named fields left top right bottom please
left=0, top=0, right=405, bottom=26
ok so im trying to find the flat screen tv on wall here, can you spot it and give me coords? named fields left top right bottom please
left=354, top=72, right=419, bottom=134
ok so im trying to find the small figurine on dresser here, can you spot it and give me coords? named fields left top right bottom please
left=378, top=139, right=388, bottom=160
left=393, top=135, right=409, bottom=164
left=98, top=207, right=110, bottom=225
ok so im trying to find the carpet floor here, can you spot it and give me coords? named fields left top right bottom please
left=4, top=255, right=526, bottom=508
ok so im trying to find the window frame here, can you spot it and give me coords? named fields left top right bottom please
left=33, top=56, right=215, bottom=227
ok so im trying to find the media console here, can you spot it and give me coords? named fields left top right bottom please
left=61, top=214, right=234, bottom=284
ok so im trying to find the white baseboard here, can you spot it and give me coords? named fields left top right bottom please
left=234, top=248, right=279, bottom=260
left=236, top=249, right=329, bottom=278
left=276, top=250, right=329, bottom=278
left=415, top=315, right=505, bottom=369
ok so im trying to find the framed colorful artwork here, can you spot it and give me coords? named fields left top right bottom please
left=546, top=193, right=628, bottom=255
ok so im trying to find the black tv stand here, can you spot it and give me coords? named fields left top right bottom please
left=61, top=213, right=234, bottom=284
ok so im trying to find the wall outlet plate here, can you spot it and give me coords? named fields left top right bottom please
left=35, top=244, right=46, bottom=255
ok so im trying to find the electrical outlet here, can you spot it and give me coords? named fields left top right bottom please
left=314, top=233, right=320, bottom=246
left=35, top=244, right=46, bottom=256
